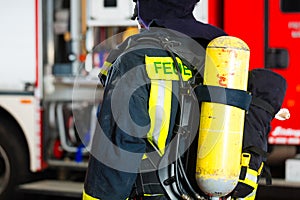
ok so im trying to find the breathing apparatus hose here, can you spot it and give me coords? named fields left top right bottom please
left=178, top=154, right=203, bottom=200
left=165, top=42, right=186, bottom=198
left=163, top=40, right=204, bottom=200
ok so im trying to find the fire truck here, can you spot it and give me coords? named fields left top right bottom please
left=206, top=0, right=300, bottom=181
left=207, top=0, right=300, bottom=144
left=0, top=0, right=137, bottom=199
left=0, top=0, right=299, bottom=199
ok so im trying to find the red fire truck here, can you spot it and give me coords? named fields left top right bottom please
left=206, top=0, right=300, bottom=184
left=207, top=0, right=300, bottom=146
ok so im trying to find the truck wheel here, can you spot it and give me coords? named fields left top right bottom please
left=0, top=120, right=29, bottom=200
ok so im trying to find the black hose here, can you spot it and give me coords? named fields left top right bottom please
left=165, top=41, right=206, bottom=200
left=174, top=133, right=185, bottom=197
left=178, top=154, right=204, bottom=199
left=165, top=42, right=189, bottom=199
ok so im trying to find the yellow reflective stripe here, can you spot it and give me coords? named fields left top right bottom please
left=147, top=80, right=172, bottom=155
left=239, top=168, right=258, bottom=189
left=247, top=167, right=258, bottom=177
left=83, top=190, right=130, bottom=200
left=158, top=80, right=172, bottom=153
left=99, top=61, right=113, bottom=76
left=147, top=80, right=159, bottom=154
left=126, top=194, right=164, bottom=198
left=143, top=194, right=164, bottom=196
left=82, top=190, right=100, bottom=200
left=145, top=56, right=192, bottom=81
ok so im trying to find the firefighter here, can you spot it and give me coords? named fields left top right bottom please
left=82, top=0, right=227, bottom=199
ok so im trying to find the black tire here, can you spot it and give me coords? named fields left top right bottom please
left=0, top=119, right=29, bottom=200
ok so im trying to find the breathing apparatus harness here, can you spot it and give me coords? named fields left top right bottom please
left=159, top=36, right=205, bottom=200
left=155, top=36, right=254, bottom=200
left=129, top=32, right=253, bottom=200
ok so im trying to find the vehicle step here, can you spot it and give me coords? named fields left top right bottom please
left=18, top=180, right=84, bottom=198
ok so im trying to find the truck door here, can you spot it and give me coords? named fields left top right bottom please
left=267, top=0, right=300, bottom=145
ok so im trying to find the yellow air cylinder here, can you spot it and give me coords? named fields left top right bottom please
left=195, top=36, right=250, bottom=198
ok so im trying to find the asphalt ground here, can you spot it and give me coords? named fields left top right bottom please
left=15, top=184, right=300, bottom=200
left=14, top=166, right=300, bottom=200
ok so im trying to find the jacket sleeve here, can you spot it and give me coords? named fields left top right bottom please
left=84, top=52, right=150, bottom=200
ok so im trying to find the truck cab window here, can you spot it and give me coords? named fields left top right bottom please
left=281, top=0, right=300, bottom=12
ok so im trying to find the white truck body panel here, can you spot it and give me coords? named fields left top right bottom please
left=0, top=0, right=42, bottom=172
left=0, top=0, right=36, bottom=91
left=0, top=95, right=41, bottom=171
left=88, top=0, right=136, bottom=26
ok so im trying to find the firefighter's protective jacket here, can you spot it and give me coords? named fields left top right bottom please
left=83, top=24, right=226, bottom=200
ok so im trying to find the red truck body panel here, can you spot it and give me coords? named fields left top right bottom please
left=208, top=0, right=300, bottom=145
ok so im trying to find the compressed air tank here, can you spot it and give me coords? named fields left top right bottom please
left=195, top=36, right=250, bottom=198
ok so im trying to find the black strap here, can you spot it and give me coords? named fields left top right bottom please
left=132, top=144, right=167, bottom=198
left=194, top=85, right=252, bottom=111
left=251, top=97, right=276, bottom=116
left=239, top=166, right=248, bottom=181
left=130, top=171, right=166, bottom=198
left=262, top=165, right=272, bottom=185
left=129, top=180, right=143, bottom=199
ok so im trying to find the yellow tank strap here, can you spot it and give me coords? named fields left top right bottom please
left=238, top=153, right=260, bottom=189
left=238, top=163, right=264, bottom=200
left=241, top=153, right=251, bottom=167
left=147, top=79, right=172, bottom=155
left=82, top=190, right=100, bottom=200
left=257, top=162, right=264, bottom=176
